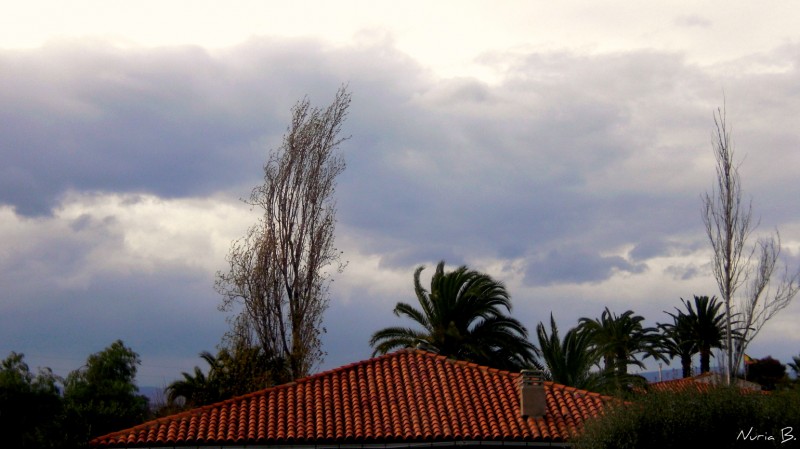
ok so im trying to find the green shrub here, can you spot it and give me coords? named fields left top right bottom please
left=572, top=386, right=800, bottom=449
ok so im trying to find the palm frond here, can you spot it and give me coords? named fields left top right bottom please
left=370, top=261, right=534, bottom=371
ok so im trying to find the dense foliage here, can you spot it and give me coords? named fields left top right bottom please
left=63, top=340, right=149, bottom=442
left=0, top=341, right=149, bottom=449
left=167, top=344, right=290, bottom=409
left=746, top=356, right=788, bottom=391
left=0, top=352, right=63, bottom=448
left=573, top=386, right=800, bottom=449
left=535, top=313, right=608, bottom=391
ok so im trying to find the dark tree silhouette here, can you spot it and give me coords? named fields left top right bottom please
left=370, top=261, right=538, bottom=371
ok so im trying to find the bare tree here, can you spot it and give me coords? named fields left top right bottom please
left=739, top=233, right=800, bottom=365
left=216, top=87, right=350, bottom=379
left=702, top=105, right=800, bottom=384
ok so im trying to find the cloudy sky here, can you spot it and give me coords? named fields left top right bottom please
left=3, top=1, right=800, bottom=388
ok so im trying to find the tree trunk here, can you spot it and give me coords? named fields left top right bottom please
left=681, top=354, right=692, bottom=378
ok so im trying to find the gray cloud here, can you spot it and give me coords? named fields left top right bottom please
left=0, top=38, right=377, bottom=215
left=665, top=263, right=704, bottom=281
left=336, top=50, right=723, bottom=278
left=0, top=255, right=226, bottom=384
left=4, top=36, right=800, bottom=382
left=524, top=248, right=647, bottom=286
left=630, top=239, right=670, bottom=261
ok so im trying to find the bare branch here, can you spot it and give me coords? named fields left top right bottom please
left=215, top=86, right=350, bottom=379
left=702, top=105, right=799, bottom=383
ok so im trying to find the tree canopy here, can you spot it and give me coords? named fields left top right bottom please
left=659, top=295, right=729, bottom=377
left=578, top=307, right=664, bottom=391
left=536, top=314, right=606, bottom=391
left=370, top=261, right=538, bottom=371
left=63, top=340, right=149, bottom=443
left=167, top=345, right=291, bottom=409
left=1, top=340, right=150, bottom=448
left=0, top=352, right=63, bottom=449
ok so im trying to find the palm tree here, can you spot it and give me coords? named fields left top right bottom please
left=536, top=314, right=606, bottom=391
left=682, top=296, right=726, bottom=373
left=167, top=346, right=290, bottom=408
left=658, top=312, right=697, bottom=378
left=167, top=351, right=221, bottom=407
left=788, top=354, right=800, bottom=382
left=578, top=307, right=665, bottom=390
left=660, top=296, right=728, bottom=375
left=369, top=261, right=538, bottom=371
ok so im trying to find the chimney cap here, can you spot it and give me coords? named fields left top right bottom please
left=520, top=369, right=545, bottom=384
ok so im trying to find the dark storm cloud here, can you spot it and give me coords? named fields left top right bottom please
left=335, top=49, right=726, bottom=279
left=3, top=38, right=791, bottom=273
left=0, top=35, right=441, bottom=380
left=524, top=247, right=647, bottom=286
left=1, top=44, right=240, bottom=214
left=0, top=248, right=226, bottom=382
left=0, top=266, right=222, bottom=351
left=0, top=38, right=393, bottom=216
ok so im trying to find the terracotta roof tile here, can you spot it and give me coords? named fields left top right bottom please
left=649, top=372, right=764, bottom=394
left=91, top=349, right=615, bottom=447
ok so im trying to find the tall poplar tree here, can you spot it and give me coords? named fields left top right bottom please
left=702, top=105, right=799, bottom=383
left=216, top=87, right=350, bottom=379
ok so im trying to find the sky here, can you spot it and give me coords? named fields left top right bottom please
left=2, top=1, right=800, bottom=388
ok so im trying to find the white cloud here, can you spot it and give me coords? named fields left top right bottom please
left=5, top=1, right=800, bottom=81
left=0, top=192, right=255, bottom=283
left=0, top=193, right=252, bottom=380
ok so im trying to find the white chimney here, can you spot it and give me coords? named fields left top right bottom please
left=520, top=369, right=546, bottom=418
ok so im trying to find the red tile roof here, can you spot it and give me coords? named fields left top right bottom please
left=649, top=374, right=717, bottom=393
left=649, top=372, right=763, bottom=394
left=91, top=349, right=615, bottom=447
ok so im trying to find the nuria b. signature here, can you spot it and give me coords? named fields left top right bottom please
left=737, top=427, right=796, bottom=445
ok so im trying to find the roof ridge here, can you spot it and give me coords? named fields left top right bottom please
left=294, top=348, right=418, bottom=384
left=408, top=348, right=523, bottom=379
left=196, top=349, right=431, bottom=403
left=89, top=351, right=417, bottom=444
left=547, top=381, right=616, bottom=401
left=651, top=371, right=716, bottom=385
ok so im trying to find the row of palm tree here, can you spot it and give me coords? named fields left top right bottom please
left=370, top=262, right=732, bottom=394
left=168, top=262, right=732, bottom=406
left=658, top=295, right=731, bottom=377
